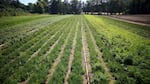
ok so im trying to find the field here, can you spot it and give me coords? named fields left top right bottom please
left=111, top=15, right=150, bottom=27
left=111, top=15, right=150, bottom=25
left=0, top=15, right=150, bottom=84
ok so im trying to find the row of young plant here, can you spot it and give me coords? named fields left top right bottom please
left=4, top=16, right=74, bottom=84
left=26, top=17, right=75, bottom=84
left=95, top=16, right=150, bottom=39
left=0, top=15, right=53, bottom=29
left=0, top=20, right=63, bottom=68
left=85, top=15, right=150, bottom=84
left=48, top=16, right=78, bottom=84
left=0, top=15, right=54, bottom=44
left=0, top=15, right=71, bottom=47
left=0, top=17, right=71, bottom=83
left=0, top=17, right=68, bottom=68
left=0, top=15, right=60, bottom=56
left=83, top=18, right=109, bottom=84
left=68, top=18, right=83, bottom=84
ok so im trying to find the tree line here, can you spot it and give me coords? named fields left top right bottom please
left=0, top=0, right=150, bottom=16
left=27, top=0, right=82, bottom=14
left=83, top=0, right=150, bottom=14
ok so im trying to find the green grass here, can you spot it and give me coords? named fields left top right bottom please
left=0, top=15, right=149, bottom=84
left=95, top=16, right=150, bottom=39
left=0, top=15, right=54, bottom=29
left=85, top=15, right=150, bottom=84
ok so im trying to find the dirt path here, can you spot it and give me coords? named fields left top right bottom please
left=45, top=24, right=74, bottom=84
left=84, top=19, right=115, bottom=84
left=109, top=16, right=150, bottom=27
left=81, top=19, right=92, bottom=84
left=64, top=22, right=79, bottom=84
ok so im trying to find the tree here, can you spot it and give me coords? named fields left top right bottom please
left=49, top=0, right=61, bottom=14
left=71, top=0, right=82, bottom=14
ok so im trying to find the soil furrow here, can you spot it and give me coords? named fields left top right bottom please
left=81, top=19, right=92, bottom=84
left=64, top=22, right=79, bottom=84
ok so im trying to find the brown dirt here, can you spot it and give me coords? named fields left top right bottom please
left=64, top=22, right=79, bottom=84
left=81, top=19, right=92, bottom=84
left=110, top=15, right=150, bottom=27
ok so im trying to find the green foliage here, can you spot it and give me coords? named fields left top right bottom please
left=124, top=56, right=133, bottom=65
left=85, top=15, right=150, bottom=84
left=90, top=72, right=109, bottom=84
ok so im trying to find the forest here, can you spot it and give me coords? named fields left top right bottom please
left=0, top=0, right=150, bottom=16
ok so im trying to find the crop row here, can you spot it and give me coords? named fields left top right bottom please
left=68, top=17, right=83, bottom=84
left=85, top=15, right=150, bottom=84
left=4, top=16, right=74, bottom=84
left=0, top=16, right=70, bottom=68
left=0, top=20, right=65, bottom=68
left=83, top=17, right=109, bottom=84
left=25, top=17, right=74, bottom=84
left=95, top=16, right=150, bottom=38
left=48, top=16, right=78, bottom=84
left=0, top=15, right=71, bottom=46
left=0, top=15, right=54, bottom=29
left=0, top=15, right=63, bottom=55
left=0, top=16, right=72, bottom=83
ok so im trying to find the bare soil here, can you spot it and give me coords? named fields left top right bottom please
left=81, top=20, right=92, bottom=84
left=110, top=15, right=150, bottom=26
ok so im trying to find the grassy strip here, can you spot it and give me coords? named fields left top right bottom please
left=95, top=16, right=150, bottom=39
left=0, top=15, right=54, bottom=29
left=83, top=17, right=109, bottom=84
left=85, top=15, right=150, bottom=84
left=68, top=16, right=83, bottom=84
left=48, top=16, right=78, bottom=84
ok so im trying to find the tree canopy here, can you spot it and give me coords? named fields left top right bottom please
left=0, top=0, right=150, bottom=16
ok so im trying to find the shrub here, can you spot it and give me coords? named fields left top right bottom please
left=90, top=72, right=109, bottom=84
left=124, top=56, right=133, bottom=65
